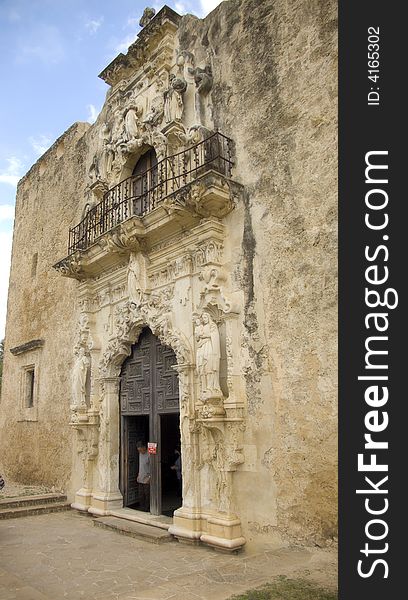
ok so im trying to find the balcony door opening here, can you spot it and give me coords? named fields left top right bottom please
left=131, top=148, right=158, bottom=215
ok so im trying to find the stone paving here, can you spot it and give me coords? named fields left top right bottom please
left=0, top=479, right=57, bottom=500
left=0, top=511, right=337, bottom=600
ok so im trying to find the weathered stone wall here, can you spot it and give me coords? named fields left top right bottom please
left=176, top=0, right=337, bottom=544
left=0, top=122, right=90, bottom=490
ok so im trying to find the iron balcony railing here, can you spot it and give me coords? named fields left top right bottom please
left=68, top=131, right=233, bottom=254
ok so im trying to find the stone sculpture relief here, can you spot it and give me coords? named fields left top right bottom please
left=99, top=293, right=192, bottom=377
left=71, top=347, right=90, bottom=410
left=176, top=50, right=195, bottom=81
left=54, top=252, right=83, bottom=279
left=124, top=104, right=143, bottom=142
left=164, top=74, right=187, bottom=123
left=127, top=251, right=149, bottom=305
left=195, top=312, right=222, bottom=400
left=71, top=313, right=94, bottom=412
left=188, top=65, right=213, bottom=126
left=139, top=7, right=156, bottom=28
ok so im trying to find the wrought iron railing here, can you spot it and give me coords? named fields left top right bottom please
left=68, top=131, right=233, bottom=254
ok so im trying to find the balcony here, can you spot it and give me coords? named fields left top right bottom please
left=53, top=132, right=239, bottom=280
left=69, top=132, right=233, bottom=254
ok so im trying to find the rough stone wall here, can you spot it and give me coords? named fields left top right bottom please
left=0, top=122, right=90, bottom=490
left=178, top=0, right=337, bottom=544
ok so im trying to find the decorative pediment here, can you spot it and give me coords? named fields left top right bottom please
left=98, top=6, right=181, bottom=87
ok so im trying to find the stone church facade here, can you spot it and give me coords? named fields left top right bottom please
left=0, top=1, right=337, bottom=551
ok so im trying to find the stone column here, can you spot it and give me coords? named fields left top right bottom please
left=169, top=364, right=204, bottom=544
left=70, top=421, right=92, bottom=511
left=89, top=377, right=123, bottom=515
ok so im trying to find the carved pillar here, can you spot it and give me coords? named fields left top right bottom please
left=70, top=422, right=92, bottom=511
left=199, top=420, right=246, bottom=552
left=223, top=314, right=245, bottom=415
left=89, top=377, right=123, bottom=515
left=169, top=363, right=204, bottom=544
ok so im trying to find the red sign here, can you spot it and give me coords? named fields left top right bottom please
left=148, top=442, right=157, bottom=455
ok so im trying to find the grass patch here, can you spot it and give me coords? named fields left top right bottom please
left=229, top=576, right=337, bottom=600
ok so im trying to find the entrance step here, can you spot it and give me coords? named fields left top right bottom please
left=93, top=516, right=174, bottom=544
left=0, top=494, right=70, bottom=520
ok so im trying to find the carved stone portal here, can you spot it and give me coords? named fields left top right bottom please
left=68, top=296, right=245, bottom=552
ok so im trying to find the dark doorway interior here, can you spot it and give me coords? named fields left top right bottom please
left=160, top=413, right=182, bottom=517
left=119, top=328, right=181, bottom=516
left=131, top=148, right=158, bottom=215
left=121, top=415, right=149, bottom=510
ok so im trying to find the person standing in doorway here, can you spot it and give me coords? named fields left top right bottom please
left=171, top=448, right=182, bottom=498
left=136, top=441, right=150, bottom=512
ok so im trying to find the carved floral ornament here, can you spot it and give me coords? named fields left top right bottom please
left=99, top=297, right=193, bottom=378
left=54, top=252, right=83, bottom=280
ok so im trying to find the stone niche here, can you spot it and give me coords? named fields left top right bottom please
left=54, top=6, right=248, bottom=552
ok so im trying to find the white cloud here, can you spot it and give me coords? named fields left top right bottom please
left=126, top=16, right=140, bottom=28
left=16, top=25, right=65, bottom=65
left=85, top=17, right=104, bottom=35
left=0, top=157, right=24, bottom=187
left=0, top=229, right=13, bottom=339
left=8, top=9, right=21, bottom=22
left=29, top=135, right=52, bottom=157
left=0, top=205, right=15, bottom=222
left=86, top=104, right=99, bottom=124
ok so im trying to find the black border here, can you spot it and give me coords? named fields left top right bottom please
left=339, top=2, right=406, bottom=597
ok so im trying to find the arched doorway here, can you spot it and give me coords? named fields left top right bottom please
left=119, top=328, right=181, bottom=516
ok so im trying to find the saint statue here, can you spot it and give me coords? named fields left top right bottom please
left=164, top=74, right=187, bottom=123
left=127, top=252, right=144, bottom=305
left=195, top=313, right=222, bottom=398
left=72, top=347, right=90, bottom=409
left=124, top=106, right=142, bottom=140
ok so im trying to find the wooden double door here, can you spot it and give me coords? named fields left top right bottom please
left=119, top=328, right=181, bottom=516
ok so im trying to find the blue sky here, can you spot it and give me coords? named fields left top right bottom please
left=0, top=0, right=223, bottom=338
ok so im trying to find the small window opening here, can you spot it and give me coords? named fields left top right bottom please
left=25, top=368, right=35, bottom=408
left=31, top=253, right=38, bottom=277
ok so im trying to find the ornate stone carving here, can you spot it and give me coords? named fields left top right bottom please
left=226, top=335, right=234, bottom=393
left=188, top=65, right=213, bottom=126
left=123, top=104, right=144, bottom=142
left=198, top=421, right=245, bottom=514
left=71, top=347, right=90, bottom=411
left=149, top=129, right=168, bottom=161
left=164, top=74, right=187, bottom=123
left=127, top=251, right=149, bottom=304
left=142, top=91, right=165, bottom=129
left=147, top=240, right=224, bottom=289
left=98, top=228, right=142, bottom=254
left=194, top=312, right=222, bottom=402
left=139, top=7, right=156, bottom=28
left=176, top=50, right=195, bottom=81
left=175, top=124, right=213, bottom=148
left=71, top=313, right=93, bottom=412
left=99, top=295, right=193, bottom=376
left=53, top=253, right=83, bottom=280
left=190, top=65, right=213, bottom=95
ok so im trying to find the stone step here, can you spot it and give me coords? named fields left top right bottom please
left=93, top=516, right=175, bottom=544
left=0, top=502, right=71, bottom=520
left=0, top=493, right=67, bottom=510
